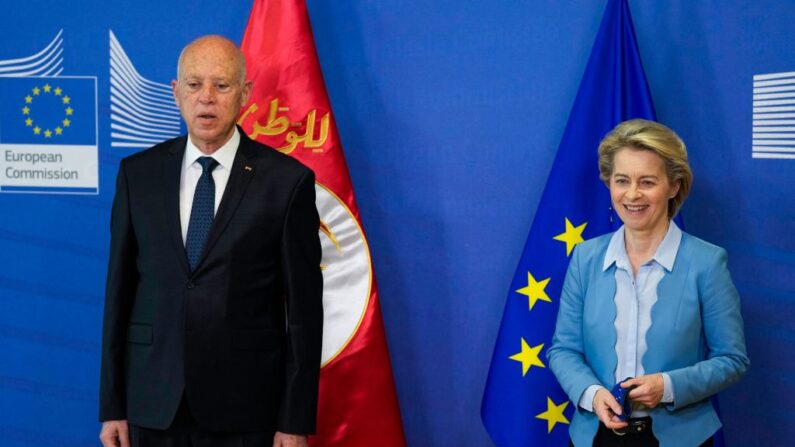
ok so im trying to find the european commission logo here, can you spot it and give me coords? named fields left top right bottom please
left=0, top=30, right=99, bottom=194
left=0, top=76, right=98, bottom=193
left=752, top=71, right=795, bottom=160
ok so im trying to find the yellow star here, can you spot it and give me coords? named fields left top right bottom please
left=62, top=95, right=71, bottom=105
left=535, top=397, right=570, bottom=433
left=32, top=87, right=40, bottom=95
left=25, top=118, right=32, bottom=126
left=33, top=126, right=41, bottom=135
left=65, top=107, right=74, bottom=116
left=509, top=338, right=545, bottom=376
left=24, top=95, right=33, bottom=103
left=516, top=271, right=551, bottom=311
left=62, top=118, right=71, bottom=127
left=44, top=129, right=52, bottom=138
left=54, top=87, right=62, bottom=96
left=43, top=84, right=51, bottom=93
left=22, top=106, right=30, bottom=115
left=553, top=218, right=587, bottom=257
left=55, top=127, right=63, bottom=135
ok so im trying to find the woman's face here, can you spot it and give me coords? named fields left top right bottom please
left=609, top=148, right=680, bottom=236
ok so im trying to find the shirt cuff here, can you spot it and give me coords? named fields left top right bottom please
left=661, top=372, right=675, bottom=403
left=578, top=384, right=604, bottom=412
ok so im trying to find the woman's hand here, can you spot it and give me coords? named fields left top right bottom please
left=592, top=388, right=628, bottom=430
left=623, top=373, right=664, bottom=408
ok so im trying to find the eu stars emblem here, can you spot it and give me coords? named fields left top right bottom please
left=0, top=76, right=98, bottom=194
left=20, top=82, right=74, bottom=139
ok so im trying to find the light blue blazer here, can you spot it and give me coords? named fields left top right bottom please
left=547, top=231, right=749, bottom=447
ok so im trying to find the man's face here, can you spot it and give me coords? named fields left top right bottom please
left=172, top=40, right=252, bottom=153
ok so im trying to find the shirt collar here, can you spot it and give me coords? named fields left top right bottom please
left=602, top=222, right=682, bottom=272
left=184, top=127, right=240, bottom=171
left=603, top=226, right=627, bottom=271
left=653, top=221, right=682, bottom=272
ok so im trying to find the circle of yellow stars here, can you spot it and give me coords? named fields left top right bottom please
left=507, top=217, right=587, bottom=433
left=21, top=83, right=73, bottom=138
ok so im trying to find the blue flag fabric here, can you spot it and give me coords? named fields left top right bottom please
left=481, top=1, right=657, bottom=445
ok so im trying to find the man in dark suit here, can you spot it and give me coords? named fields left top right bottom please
left=99, top=35, right=323, bottom=447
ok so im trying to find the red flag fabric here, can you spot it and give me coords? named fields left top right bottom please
left=239, top=1, right=406, bottom=445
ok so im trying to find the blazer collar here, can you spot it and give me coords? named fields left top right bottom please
left=164, top=135, right=190, bottom=275
left=655, top=232, right=693, bottom=301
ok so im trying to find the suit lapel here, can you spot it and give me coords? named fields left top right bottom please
left=163, top=136, right=191, bottom=276
left=656, top=234, right=691, bottom=301
left=655, top=234, right=692, bottom=325
left=645, top=234, right=692, bottom=371
left=590, top=260, right=618, bottom=385
left=192, top=135, right=259, bottom=272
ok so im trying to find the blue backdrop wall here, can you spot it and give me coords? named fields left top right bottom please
left=0, top=1, right=792, bottom=446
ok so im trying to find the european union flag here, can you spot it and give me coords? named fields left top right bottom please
left=481, top=1, right=656, bottom=445
left=0, top=76, right=98, bottom=194
left=0, top=76, right=96, bottom=146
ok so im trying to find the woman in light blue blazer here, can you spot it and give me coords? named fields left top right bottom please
left=548, top=120, right=749, bottom=447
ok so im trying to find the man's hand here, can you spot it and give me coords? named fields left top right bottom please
left=592, top=388, right=628, bottom=430
left=273, top=432, right=308, bottom=447
left=99, top=420, right=129, bottom=447
left=623, top=373, right=664, bottom=409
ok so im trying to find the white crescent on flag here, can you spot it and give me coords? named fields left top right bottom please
left=315, top=183, right=371, bottom=365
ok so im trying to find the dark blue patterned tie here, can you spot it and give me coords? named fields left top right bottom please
left=185, top=156, right=219, bottom=271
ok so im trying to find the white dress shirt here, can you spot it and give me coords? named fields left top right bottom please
left=579, top=222, right=681, bottom=416
left=179, top=129, right=240, bottom=243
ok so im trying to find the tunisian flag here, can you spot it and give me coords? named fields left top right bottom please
left=238, top=1, right=406, bottom=445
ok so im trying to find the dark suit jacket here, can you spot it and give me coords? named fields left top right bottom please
left=99, top=130, right=323, bottom=434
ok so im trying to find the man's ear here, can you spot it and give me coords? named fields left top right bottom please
left=172, top=80, right=180, bottom=107
left=241, top=80, right=253, bottom=106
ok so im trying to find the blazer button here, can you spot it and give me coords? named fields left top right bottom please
left=186, top=280, right=195, bottom=289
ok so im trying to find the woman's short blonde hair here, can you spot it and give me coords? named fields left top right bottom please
left=598, top=119, right=692, bottom=219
